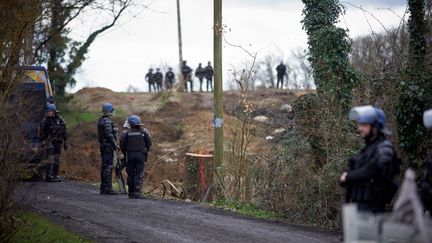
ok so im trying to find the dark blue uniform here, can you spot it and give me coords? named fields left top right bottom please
left=97, top=115, right=118, bottom=192
left=276, top=63, right=287, bottom=89
left=154, top=70, right=163, bottom=92
left=204, top=63, right=213, bottom=92
left=145, top=71, right=156, bottom=93
left=165, top=70, right=175, bottom=89
left=341, top=135, right=400, bottom=213
left=120, top=127, right=152, bottom=197
left=182, top=63, right=193, bottom=92
left=39, top=114, right=67, bottom=181
left=195, top=64, right=205, bottom=92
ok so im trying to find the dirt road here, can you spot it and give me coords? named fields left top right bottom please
left=17, top=181, right=338, bottom=243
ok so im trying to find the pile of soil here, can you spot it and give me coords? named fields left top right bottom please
left=61, top=88, right=302, bottom=193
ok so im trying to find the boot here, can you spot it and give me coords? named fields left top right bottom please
left=100, top=188, right=118, bottom=195
left=46, top=175, right=61, bottom=182
left=129, top=192, right=146, bottom=199
left=46, top=163, right=60, bottom=182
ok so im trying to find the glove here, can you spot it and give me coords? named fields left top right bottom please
left=63, top=143, right=68, bottom=151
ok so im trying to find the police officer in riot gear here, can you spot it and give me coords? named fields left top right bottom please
left=421, top=109, right=432, bottom=215
left=195, top=63, right=205, bottom=92
left=145, top=68, right=156, bottom=93
left=204, top=61, right=213, bottom=92
left=39, top=104, right=68, bottom=182
left=154, top=68, right=163, bottom=92
left=340, top=106, right=400, bottom=213
left=165, top=67, right=175, bottom=89
left=120, top=115, right=152, bottom=199
left=276, top=62, right=287, bottom=89
left=97, top=103, right=119, bottom=195
left=182, top=60, right=193, bottom=92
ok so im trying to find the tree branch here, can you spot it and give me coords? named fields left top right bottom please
left=66, top=0, right=131, bottom=76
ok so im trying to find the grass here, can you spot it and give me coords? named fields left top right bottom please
left=6, top=212, right=92, bottom=243
left=212, top=199, right=281, bottom=220
left=61, top=108, right=126, bottom=128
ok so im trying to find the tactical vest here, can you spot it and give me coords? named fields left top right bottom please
left=125, top=130, right=147, bottom=152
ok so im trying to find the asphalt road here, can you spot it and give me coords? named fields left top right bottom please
left=16, top=181, right=338, bottom=243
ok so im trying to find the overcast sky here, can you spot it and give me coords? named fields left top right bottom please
left=68, top=0, right=407, bottom=92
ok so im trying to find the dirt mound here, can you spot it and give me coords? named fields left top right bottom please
left=61, top=88, right=302, bottom=192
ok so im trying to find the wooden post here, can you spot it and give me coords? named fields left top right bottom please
left=213, top=0, right=223, bottom=173
left=176, top=0, right=185, bottom=92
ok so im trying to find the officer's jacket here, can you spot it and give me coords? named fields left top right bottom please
left=165, top=71, right=175, bottom=82
left=195, top=67, right=205, bottom=77
left=276, top=64, right=286, bottom=75
left=154, top=72, right=163, bottom=82
left=120, top=128, right=152, bottom=154
left=145, top=72, right=154, bottom=82
left=39, top=115, right=67, bottom=143
left=420, top=159, right=432, bottom=211
left=342, top=135, right=400, bottom=207
left=204, top=66, right=213, bottom=78
left=97, top=115, right=118, bottom=148
left=181, top=65, right=192, bottom=76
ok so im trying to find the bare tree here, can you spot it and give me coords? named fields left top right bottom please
left=0, top=0, right=41, bottom=233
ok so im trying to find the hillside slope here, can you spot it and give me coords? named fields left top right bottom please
left=60, top=88, right=303, bottom=193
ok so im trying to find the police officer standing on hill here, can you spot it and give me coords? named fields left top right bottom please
left=195, top=63, right=205, bottom=92
left=120, top=115, right=152, bottom=199
left=154, top=68, right=163, bottom=92
left=339, top=106, right=400, bottom=213
left=97, top=103, right=119, bottom=195
left=145, top=68, right=156, bottom=93
left=165, top=67, right=175, bottom=89
left=39, top=103, right=68, bottom=182
left=204, top=61, right=213, bottom=92
left=276, top=62, right=287, bottom=89
left=181, top=60, right=193, bottom=92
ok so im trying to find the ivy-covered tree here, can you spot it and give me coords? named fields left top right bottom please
left=301, top=0, right=359, bottom=110
left=396, top=0, right=432, bottom=166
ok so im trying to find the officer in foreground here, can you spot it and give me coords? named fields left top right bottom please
left=165, top=67, right=175, bottom=89
left=120, top=115, right=152, bottom=199
left=204, top=61, right=213, bottom=92
left=97, top=103, right=119, bottom=195
left=39, top=104, right=68, bottom=182
left=340, top=106, right=400, bottom=213
left=421, top=109, right=432, bottom=215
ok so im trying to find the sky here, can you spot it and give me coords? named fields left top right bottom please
left=68, top=0, right=408, bottom=92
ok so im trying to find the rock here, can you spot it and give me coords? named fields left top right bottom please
left=280, top=104, right=293, bottom=113
left=273, top=128, right=286, bottom=135
left=253, top=115, right=269, bottom=123
left=265, top=136, right=274, bottom=141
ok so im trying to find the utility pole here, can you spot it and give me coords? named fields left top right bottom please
left=213, top=0, right=223, bottom=172
left=176, top=0, right=185, bottom=92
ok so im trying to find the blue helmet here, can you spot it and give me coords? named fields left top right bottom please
left=102, top=103, right=115, bottom=113
left=424, top=109, right=432, bottom=129
left=47, top=103, right=57, bottom=112
left=349, top=106, right=392, bottom=135
left=127, top=115, right=143, bottom=126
